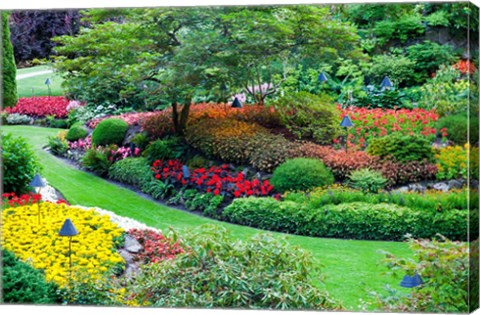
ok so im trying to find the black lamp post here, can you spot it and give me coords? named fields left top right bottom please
left=30, top=174, right=46, bottom=224
left=231, top=97, right=242, bottom=108
left=380, top=76, right=393, bottom=90
left=340, top=115, right=354, bottom=153
left=59, top=218, right=79, bottom=285
left=400, top=272, right=423, bottom=288
left=45, top=78, right=52, bottom=97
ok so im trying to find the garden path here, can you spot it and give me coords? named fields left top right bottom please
left=16, top=69, right=53, bottom=80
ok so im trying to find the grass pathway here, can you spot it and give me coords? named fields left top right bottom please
left=4, top=125, right=414, bottom=310
left=16, top=65, right=63, bottom=97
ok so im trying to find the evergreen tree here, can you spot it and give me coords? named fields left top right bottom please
left=2, top=12, right=17, bottom=107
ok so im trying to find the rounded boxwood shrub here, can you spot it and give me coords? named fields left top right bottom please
left=2, top=249, right=60, bottom=304
left=66, top=122, right=88, bottom=141
left=2, top=132, right=40, bottom=193
left=91, top=118, right=128, bottom=146
left=367, top=133, right=434, bottom=163
left=271, top=158, right=334, bottom=192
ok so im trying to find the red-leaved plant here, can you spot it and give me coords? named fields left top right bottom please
left=128, top=228, right=184, bottom=264
left=5, top=97, right=71, bottom=118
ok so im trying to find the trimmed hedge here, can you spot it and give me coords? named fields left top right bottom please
left=271, top=158, right=334, bottom=192
left=2, top=12, right=17, bottom=107
left=66, top=122, right=88, bottom=141
left=108, top=157, right=153, bottom=188
left=91, top=118, right=128, bottom=146
left=223, top=198, right=470, bottom=241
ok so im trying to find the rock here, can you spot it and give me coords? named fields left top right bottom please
left=471, top=180, right=479, bottom=190
left=408, top=183, right=426, bottom=193
left=394, top=186, right=409, bottom=193
left=433, top=182, right=450, bottom=192
left=448, top=179, right=464, bottom=190
left=124, top=234, right=143, bottom=253
left=119, top=249, right=135, bottom=264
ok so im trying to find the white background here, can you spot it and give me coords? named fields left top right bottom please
left=1, top=0, right=479, bottom=315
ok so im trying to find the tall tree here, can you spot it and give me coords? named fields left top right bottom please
left=2, top=12, right=18, bottom=108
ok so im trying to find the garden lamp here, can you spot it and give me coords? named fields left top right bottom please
left=30, top=174, right=46, bottom=224
left=380, top=76, right=393, bottom=90
left=400, top=272, right=423, bottom=288
left=182, top=165, right=190, bottom=179
left=339, top=115, right=354, bottom=153
left=45, top=78, right=52, bottom=96
left=232, top=97, right=242, bottom=108
left=317, top=71, right=328, bottom=83
left=59, top=218, right=79, bottom=285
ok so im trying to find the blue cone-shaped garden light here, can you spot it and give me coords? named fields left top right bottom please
left=30, top=174, right=46, bottom=189
left=340, top=115, right=354, bottom=128
left=400, top=273, right=423, bottom=288
left=232, top=97, right=242, bottom=108
left=380, top=76, right=393, bottom=89
left=182, top=165, right=190, bottom=179
left=59, top=218, right=79, bottom=237
left=318, top=71, right=328, bottom=83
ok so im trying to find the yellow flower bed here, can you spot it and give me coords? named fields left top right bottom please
left=1, top=202, right=124, bottom=287
left=435, top=144, right=478, bottom=181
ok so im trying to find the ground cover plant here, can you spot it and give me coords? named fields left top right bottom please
left=5, top=96, right=71, bottom=118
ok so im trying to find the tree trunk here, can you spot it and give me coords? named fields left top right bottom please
left=171, top=102, right=191, bottom=136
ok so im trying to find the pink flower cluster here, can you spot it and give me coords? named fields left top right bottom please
left=109, top=146, right=141, bottom=162
left=87, top=111, right=163, bottom=129
left=68, top=136, right=92, bottom=151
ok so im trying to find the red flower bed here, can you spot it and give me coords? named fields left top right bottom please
left=338, top=106, right=440, bottom=147
left=151, top=160, right=276, bottom=198
left=2, top=192, right=42, bottom=207
left=5, top=96, right=71, bottom=118
left=128, top=228, right=184, bottom=264
left=87, top=111, right=163, bottom=129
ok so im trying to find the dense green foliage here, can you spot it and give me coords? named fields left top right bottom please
left=127, top=225, right=341, bottom=310
left=91, top=118, right=128, bottom=146
left=2, top=249, right=60, bottom=304
left=47, top=135, right=68, bottom=156
left=223, top=198, right=470, bottom=241
left=108, top=157, right=153, bottom=187
left=66, top=122, right=88, bottom=141
left=367, top=133, right=434, bottom=163
left=81, top=147, right=112, bottom=177
left=347, top=169, right=387, bottom=193
left=2, top=133, right=40, bottom=193
left=371, top=237, right=470, bottom=313
left=2, top=12, right=18, bottom=107
left=436, top=112, right=478, bottom=145
left=273, top=92, right=341, bottom=143
left=271, top=158, right=334, bottom=192
left=143, top=137, right=187, bottom=164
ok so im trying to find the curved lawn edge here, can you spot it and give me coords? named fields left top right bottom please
left=3, top=125, right=413, bottom=310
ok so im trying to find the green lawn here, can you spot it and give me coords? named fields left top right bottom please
left=16, top=65, right=64, bottom=98
left=4, top=125, right=414, bottom=310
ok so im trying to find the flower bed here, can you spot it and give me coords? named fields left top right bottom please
left=128, top=228, right=184, bottom=264
left=1, top=202, right=124, bottom=286
left=5, top=97, right=72, bottom=118
left=151, top=159, right=276, bottom=198
left=338, top=106, right=440, bottom=146
left=87, top=111, right=163, bottom=129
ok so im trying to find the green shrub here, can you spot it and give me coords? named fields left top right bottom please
left=373, top=14, right=425, bottom=45
left=347, top=169, right=387, bottom=194
left=367, top=133, right=434, bottom=163
left=91, top=118, right=128, bottom=146
left=108, top=157, right=153, bottom=187
left=81, top=147, right=112, bottom=177
left=273, top=92, right=341, bottom=144
left=2, top=133, right=40, bottom=193
left=185, top=155, right=210, bottom=169
left=436, top=112, right=478, bottom=145
left=2, top=249, right=60, bottom=304
left=183, top=191, right=224, bottom=218
left=223, top=198, right=470, bottom=241
left=366, top=54, right=416, bottom=87
left=127, top=225, right=340, bottom=310
left=371, top=237, right=469, bottom=313
left=143, top=137, right=187, bottom=164
left=142, top=179, right=175, bottom=200
left=130, top=132, right=150, bottom=151
left=66, top=122, right=88, bottom=141
left=47, top=135, right=68, bottom=156
left=271, top=158, right=334, bottom=193
left=2, top=12, right=17, bottom=108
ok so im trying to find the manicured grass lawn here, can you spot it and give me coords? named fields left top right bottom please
left=16, top=65, right=64, bottom=98
left=4, top=125, right=414, bottom=310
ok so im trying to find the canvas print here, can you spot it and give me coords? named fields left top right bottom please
left=1, top=1, right=479, bottom=313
